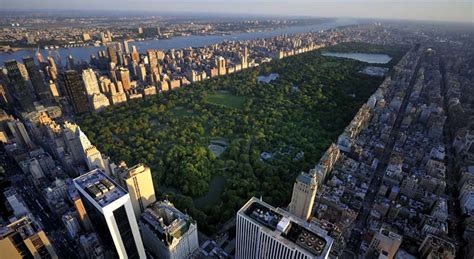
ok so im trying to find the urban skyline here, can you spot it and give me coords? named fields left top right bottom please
left=0, top=2, right=473, bottom=259
left=1, top=0, right=473, bottom=23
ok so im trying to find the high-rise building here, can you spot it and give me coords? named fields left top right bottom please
left=63, top=70, right=89, bottom=114
left=131, top=46, right=140, bottom=63
left=7, top=119, right=34, bottom=149
left=73, top=169, right=146, bottom=258
left=289, top=172, right=318, bottom=221
left=73, top=196, right=94, bottom=232
left=82, top=69, right=101, bottom=97
left=139, top=200, right=199, bottom=259
left=117, top=68, right=131, bottom=92
left=118, top=163, right=156, bottom=218
left=137, top=63, right=147, bottom=82
left=107, top=46, right=118, bottom=64
left=367, top=227, right=402, bottom=258
left=217, top=56, right=226, bottom=75
left=241, top=46, right=249, bottom=69
left=84, top=145, right=107, bottom=172
left=23, top=56, right=51, bottom=101
left=4, top=60, right=36, bottom=111
left=0, top=216, right=58, bottom=259
left=236, top=197, right=333, bottom=259
left=90, top=93, right=110, bottom=112
left=123, top=40, right=130, bottom=54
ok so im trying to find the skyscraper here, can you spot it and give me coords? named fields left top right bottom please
left=63, top=70, right=89, bottom=114
left=23, top=56, right=51, bottom=101
left=4, top=60, right=36, bottom=111
left=123, top=40, right=130, bottom=54
left=139, top=200, right=199, bottom=259
left=107, top=46, right=118, bottom=64
left=289, top=172, right=318, bottom=221
left=73, top=196, right=94, bottom=232
left=0, top=216, right=58, bottom=259
left=73, top=169, right=146, bottom=258
left=82, top=69, right=101, bottom=97
left=217, top=56, right=226, bottom=75
left=118, top=163, right=156, bottom=218
left=7, top=119, right=34, bottom=149
left=236, top=197, right=333, bottom=259
left=117, top=68, right=131, bottom=92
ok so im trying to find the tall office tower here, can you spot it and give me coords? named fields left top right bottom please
left=4, top=60, right=36, bottom=111
left=137, top=27, right=143, bottom=34
left=241, top=46, right=249, bottom=69
left=48, top=80, right=60, bottom=99
left=117, top=68, right=131, bottom=92
left=73, top=196, right=94, bottom=232
left=82, top=69, right=101, bottom=97
left=84, top=145, right=105, bottom=169
left=149, top=49, right=159, bottom=65
left=63, top=121, right=91, bottom=165
left=367, top=227, right=402, bottom=258
left=73, top=169, right=146, bottom=258
left=139, top=200, right=199, bottom=259
left=118, top=163, right=156, bottom=218
left=131, top=46, right=140, bottom=63
left=217, top=56, right=226, bottom=75
left=63, top=70, right=89, bottom=114
left=23, top=56, right=51, bottom=101
left=137, top=63, right=147, bottom=82
left=0, top=216, right=58, bottom=259
left=123, top=40, right=130, bottom=54
left=236, top=197, right=333, bottom=259
left=7, top=119, right=34, bottom=149
left=107, top=46, right=118, bottom=64
left=289, top=172, right=318, bottom=221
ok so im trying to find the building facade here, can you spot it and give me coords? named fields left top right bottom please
left=73, top=169, right=146, bottom=258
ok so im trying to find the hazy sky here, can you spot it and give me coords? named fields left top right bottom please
left=1, top=0, right=473, bottom=23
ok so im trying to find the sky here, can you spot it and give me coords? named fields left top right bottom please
left=1, top=0, right=473, bottom=23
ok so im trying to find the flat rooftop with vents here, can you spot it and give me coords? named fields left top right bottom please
left=240, top=197, right=333, bottom=258
left=73, top=169, right=127, bottom=208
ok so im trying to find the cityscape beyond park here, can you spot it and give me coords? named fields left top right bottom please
left=0, top=1, right=472, bottom=259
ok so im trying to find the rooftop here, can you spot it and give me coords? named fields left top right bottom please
left=140, top=200, right=193, bottom=246
left=73, top=169, right=127, bottom=207
left=241, top=197, right=332, bottom=257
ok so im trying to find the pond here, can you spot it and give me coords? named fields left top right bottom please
left=257, top=73, right=279, bottom=83
left=322, top=52, right=392, bottom=64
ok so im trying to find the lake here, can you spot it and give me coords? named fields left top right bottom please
left=321, top=52, right=392, bottom=64
left=0, top=18, right=356, bottom=65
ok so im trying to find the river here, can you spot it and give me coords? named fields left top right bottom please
left=0, top=18, right=356, bottom=65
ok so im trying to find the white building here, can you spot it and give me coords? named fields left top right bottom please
left=82, top=69, right=101, bottom=97
left=236, top=197, right=333, bottom=259
left=73, top=169, right=146, bottom=258
left=139, top=200, right=199, bottom=259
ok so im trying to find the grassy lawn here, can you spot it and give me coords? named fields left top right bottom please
left=207, top=92, right=247, bottom=109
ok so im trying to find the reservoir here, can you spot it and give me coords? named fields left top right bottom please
left=0, top=18, right=356, bottom=65
left=322, top=52, right=392, bottom=64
